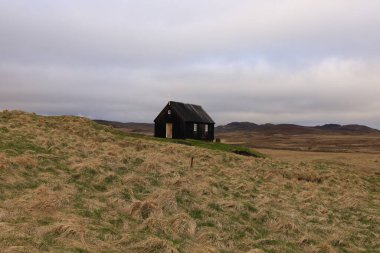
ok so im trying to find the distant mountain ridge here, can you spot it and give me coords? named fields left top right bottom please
left=315, top=124, right=377, bottom=132
left=94, top=119, right=379, bottom=135
left=216, top=122, right=379, bottom=134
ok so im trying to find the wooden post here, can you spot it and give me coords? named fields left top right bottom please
left=190, top=157, right=194, bottom=168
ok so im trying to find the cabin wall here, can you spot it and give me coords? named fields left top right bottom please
left=185, top=122, right=214, bottom=141
left=154, top=105, right=185, bottom=139
left=154, top=103, right=215, bottom=140
left=208, top=123, right=215, bottom=141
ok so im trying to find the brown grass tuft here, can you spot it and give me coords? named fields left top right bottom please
left=10, top=155, right=38, bottom=169
left=124, top=175, right=149, bottom=188
left=142, top=217, right=171, bottom=235
left=196, top=228, right=223, bottom=248
left=48, top=223, right=85, bottom=240
left=170, top=213, right=197, bottom=237
left=0, top=152, right=8, bottom=169
left=219, top=200, right=243, bottom=211
left=129, top=237, right=178, bottom=253
left=129, top=200, right=163, bottom=219
left=3, top=246, right=36, bottom=253
left=246, top=249, right=265, bottom=253
left=266, top=218, right=298, bottom=233
left=29, top=186, right=66, bottom=212
left=313, top=244, right=337, bottom=253
left=183, top=244, right=219, bottom=253
left=153, top=190, right=178, bottom=214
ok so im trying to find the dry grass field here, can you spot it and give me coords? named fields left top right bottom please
left=218, top=131, right=380, bottom=154
left=256, top=149, right=380, bottom=170
left=0, top=110, right=379, bottom=253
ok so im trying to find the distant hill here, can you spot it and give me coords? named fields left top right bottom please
left=316, top=124, right=378, bottom=133
left=94, top=120, right=154, bottom=135
left=216, top=122, right=379, bottom=134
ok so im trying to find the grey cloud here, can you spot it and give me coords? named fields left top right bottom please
left=0, top=1, right=380, bottom=127
left=1, top=0, right=380, bottom=64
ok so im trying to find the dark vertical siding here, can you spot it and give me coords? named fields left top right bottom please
left=154, top=121, right=165, bottom=138
left=154, top=104, right=169, bottom=138
left=184, top=122, right=194, bottom=139
left=172, top=113, right=185, bottom=139
left=207, top=123, right=215, bottom=141
left=184, top=122, right=214, bottom=141
left=154, top=105, right=186, bottom=139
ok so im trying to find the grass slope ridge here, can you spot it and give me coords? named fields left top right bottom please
left=93, top=120, right=265, bottom=158
left=0, top=110, right=379, bottom=253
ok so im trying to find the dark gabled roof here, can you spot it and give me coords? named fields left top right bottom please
left=169, top=101, right=215, bottom=124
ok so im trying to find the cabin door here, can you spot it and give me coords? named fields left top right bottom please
left=166, top=123, right=173, bottom=138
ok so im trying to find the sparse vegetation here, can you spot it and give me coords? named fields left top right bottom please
left=0, top=110, right=379, bottom=252
left=102, top=125, right=266, bottom=158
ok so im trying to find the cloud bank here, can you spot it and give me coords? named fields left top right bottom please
left=1, top=0, right=380, bottom=127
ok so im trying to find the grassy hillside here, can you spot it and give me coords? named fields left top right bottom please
left=0, top=110, right=379, bottom=253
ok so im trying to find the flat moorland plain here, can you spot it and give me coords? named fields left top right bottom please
left=217, top=131, right=380, bottom=154
left=257, top=148, right=380, bottom=170
left=0, top=111, right=379, bottom=253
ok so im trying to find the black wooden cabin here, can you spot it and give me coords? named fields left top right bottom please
left=154, top=101, right=215, bottom=140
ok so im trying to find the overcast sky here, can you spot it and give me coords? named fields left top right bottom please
left=1, top=1, right=380, bottom=127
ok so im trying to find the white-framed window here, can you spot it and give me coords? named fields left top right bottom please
left=168, top=109, right=171, bottom=115
left=194, top=123, right=197, bottom=132
left=205, top=124, right=208, bottom=132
